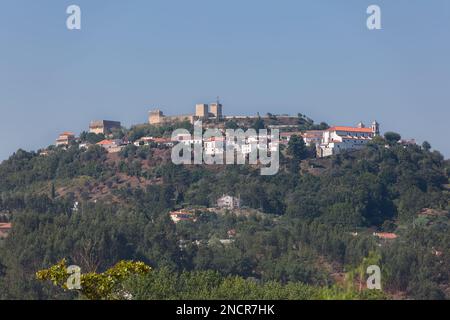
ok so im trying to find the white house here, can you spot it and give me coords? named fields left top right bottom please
left=204, top=137, right=224, bottom=155
left=217, top=195, right=241, bottom=210
left=301, top=130, right=324, bottom=146
left=134, top=136, right=154, bottom=146
left=169, top=210, right=196, bottom=224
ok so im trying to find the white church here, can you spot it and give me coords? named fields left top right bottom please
left=317, top=121, right=380, bottom=158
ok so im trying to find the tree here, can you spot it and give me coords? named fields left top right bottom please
left=384, top=132, right=401, bottom=145
left=80, top=131, right=105, bottom=144
left=36, top=259, right=151, bottom=300
left=252, top=117, right=265, bottom=131
left=51, top=182, right=56, bottom=199
left=422, top=141, right=431, bottom=152
left=287, top=135, right=308, bottom=161
left=381, top=220, right=396, bottom=232
left=286, top=135, right=308, bottom=173
left=225, top=120, right=238, bottom=130
left=371, top=136, right=386, bottom=145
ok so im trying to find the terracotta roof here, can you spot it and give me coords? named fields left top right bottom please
left=374, top=232, right=398, bottom=240
left=204, top=137, right=225, bottom=142
left=328, top=126, right=373, bottom=133
left=280, top=132, right=302, bottom=137
left=97, top=139, right=115, bottom=145
left=174, top=134, right=192, bottom=140
left=303, top=131, right=324, bottom=138
left=154, top=138, right=172, bottom=143
left=0, top=223, right=12, bottom=230
left=60, top=132, right=75, bottom=136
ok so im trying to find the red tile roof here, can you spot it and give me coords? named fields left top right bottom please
left=302, top=131, right=324, bottom=138
left=374, top=232, right=398, bottom=240
left=0, top=223, right=12, bottom=230
left=328, top=126, right=374, bottom=133
left=97, top=139, right=115, bottom=145
left=280, top=132, right=302, bottom=137
left=153, top=138, right=172, bottom=143
left=204, top=137, right=225, bottom=142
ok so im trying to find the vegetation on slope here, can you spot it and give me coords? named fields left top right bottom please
left=0, top=124, right=449, bottom=300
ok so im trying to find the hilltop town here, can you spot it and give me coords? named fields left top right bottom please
left=52, top=100, right=388, bottom=159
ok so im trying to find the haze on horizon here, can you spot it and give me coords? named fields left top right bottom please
left=1, top=0, right=449, bottom=161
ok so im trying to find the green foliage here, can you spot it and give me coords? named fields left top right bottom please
left=127, top=121, right=193, bottom=141
left=252, top=117, right=265, bottom=131
left=124, top=268, right=384, bottom=300
left=80, top=132, right=105, bottom=144
left=422, top=141, right=432, bottom=152
left=36, top=259, right=151, bottom=300
left=384, top=132, right=401, bottom=145
left=296, top=114, right=329, bottom=131
left=287, top=135, right=308, bottom=161
left=225, top=120, right=239, bottom=130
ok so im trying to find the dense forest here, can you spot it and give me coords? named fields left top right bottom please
left=0, top=120, right=449, bottom=300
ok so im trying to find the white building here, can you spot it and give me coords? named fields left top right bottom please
left=204, top=137, right=224, bottom=155
left=301, top=130, right=324, bottom=146
left=55, top=132, right=75, bottom=146
left=134, top=136, right=155, bottom=146
left=169, top=210, right=196, bottom=224
left=318, top=121, right=380, bottom=158
left=268, top=142, right=279, bottom=152
left=217, top=195, right=241, bottom=210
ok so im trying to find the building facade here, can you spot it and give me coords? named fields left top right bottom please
left=195, top=104, right=209, bottom=120
left=302, top=130, right=324, bottom=146
left=96, top=139, right=124, bottom=153
left=169, top=210, right=196, bottom=224
left=56, top=132, right=75, bottom=146
left=217, top=195, right=241, bottom=210
left=149, top=101, right=224, bottom=125
left=149, top=110, right=196, bottom=125
left=209, top=102, right=223, bottom=119
left=318, top=121, right=380, bottom=157
left=89, top=120, right=121, bottom=135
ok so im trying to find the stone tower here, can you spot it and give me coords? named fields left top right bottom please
left=371, top=120, right=380, bottom=136
left=149, top=110, right=164, bottom=125
left=210, top=98, right=223, bottom=119
left=195, top=104, right=209, bottom=120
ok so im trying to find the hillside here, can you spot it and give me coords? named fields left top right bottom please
left=0, top=121, right=449, bottom=300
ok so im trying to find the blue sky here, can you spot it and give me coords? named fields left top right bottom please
left=1, top=0, right=449, bottom=160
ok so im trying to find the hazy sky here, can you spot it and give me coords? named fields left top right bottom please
left=1, top=0, right=449, bottom=160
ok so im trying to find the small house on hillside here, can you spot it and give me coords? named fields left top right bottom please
left=96, top=139, right=124, bottom=153
left=169, top=210, right=196, bottom=224
left=373, top=232, right=398, bottom=240
left=56, top=132, right=76, bottom=146
left=0, top=223, right=12, bottom=239
left=217, top=195, right=241, bottom=210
